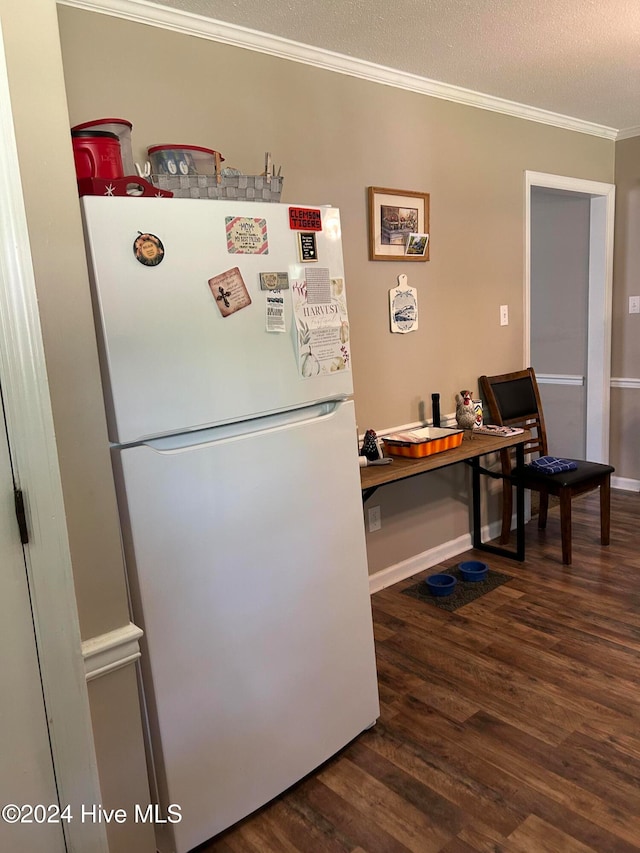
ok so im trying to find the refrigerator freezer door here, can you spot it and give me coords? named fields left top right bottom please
left=81, top=196, right=353, bottom=444
left=114, top=400, right=379, bottom=853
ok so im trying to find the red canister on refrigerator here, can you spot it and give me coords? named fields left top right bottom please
left=71, top=129, right=124, bottom=180
left=71, top=118, right=134, bottom=176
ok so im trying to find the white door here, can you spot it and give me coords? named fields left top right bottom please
left=0, top=386, right=66, bottom=853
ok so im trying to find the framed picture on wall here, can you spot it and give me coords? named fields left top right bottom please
left=368, top=187, right=430, bottom=261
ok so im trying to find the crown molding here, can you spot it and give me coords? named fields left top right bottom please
left=58, top=0, right=618, bottom=141
left=616, top=126, right=640, bottom=141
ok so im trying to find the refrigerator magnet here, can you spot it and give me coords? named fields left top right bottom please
left=259, top=272, right=289, bottom=291
left=225, top=217, right=269, bottom=255
left=208, top=267, right=252, bottom=317
left=297, top=232, right=318, bottom=263
left=133, top=232, right=165, bottom=267
left=288, top=207, right=322, bottom=231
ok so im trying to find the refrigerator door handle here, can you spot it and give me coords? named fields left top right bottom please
left=140, top=400, right=350, bottom=452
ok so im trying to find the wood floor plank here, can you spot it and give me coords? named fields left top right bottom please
left=263, top=792, right=358, bottom=853
left=389, top=703, right=640, bottom=853
left=553, top=728, right=640, bottom=809
left=454, top=819, right=510, bottom=853
left=376, top=652, right=481, bottom=724
left=577, top=719, right=640, bottom=763
left=289, top=777, right=413, bottom=853
left=236, top=811, right=304, bottom=853
left=498, top=594, right=640, bottom=648
left=484, top=636, right=640, bottom=717
left=380, top=627, right=588, bottom=744
left=438, top=838, right=482, bottom=853
left=553, top=633, right=640, bottom=681
left=360, top=719, right=526, bottom=838
left=454, top=710, right=640, bottom=848
left=317, top=755, right=454, bottom=852
left=503, top=814, right=600, bottom=852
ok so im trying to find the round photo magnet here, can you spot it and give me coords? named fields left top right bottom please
left=134, top=232, right=165, bottom=267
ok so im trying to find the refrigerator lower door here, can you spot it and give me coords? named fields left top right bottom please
left=114, top=399, right=379, bottom=853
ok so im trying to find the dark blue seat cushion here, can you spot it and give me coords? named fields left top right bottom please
left=517, top=458, right=614, bottom=489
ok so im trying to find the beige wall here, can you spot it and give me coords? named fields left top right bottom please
left=2, top=0, right=129, bottom=641
left=87, top=666, right=156, bottom=853
left=0, top=2, right=154, bottom=851
left=57, top=6, right=615, bottom=574
left=612, top=136, right=640, bottom=481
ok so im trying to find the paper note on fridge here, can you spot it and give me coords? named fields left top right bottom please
left=292, top=271, right=350, bottom=378
left=265, top=291, right=286, bottom=333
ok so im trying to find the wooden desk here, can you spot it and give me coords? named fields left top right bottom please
left=360, top=429, right=531, bottom=561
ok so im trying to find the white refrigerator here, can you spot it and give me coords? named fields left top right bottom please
left=80, top=196, right=379, bottom=853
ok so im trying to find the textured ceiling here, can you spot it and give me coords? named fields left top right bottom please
left=154, top=0, right=640, bottom=133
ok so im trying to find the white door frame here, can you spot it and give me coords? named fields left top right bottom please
left=0, top=22, right=108, bottom=853
left=524, top=171, right=615, bottom=463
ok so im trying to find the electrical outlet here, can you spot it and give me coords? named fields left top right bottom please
left=368, top=505, right=381, bottom=532
left=629, top=295, right=640, bottom=314
left=500, top=304, right=509, bottom=326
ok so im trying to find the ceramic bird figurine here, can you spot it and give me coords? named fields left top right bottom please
left=455, top=390, right=477, bottom=430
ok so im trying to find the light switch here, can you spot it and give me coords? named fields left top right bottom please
left=500, top=305, right=509, bottom=326
left=629, top=296, right=640, bottom=314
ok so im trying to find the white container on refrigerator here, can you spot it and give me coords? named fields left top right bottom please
left=80, top=196, right=379, bottom=853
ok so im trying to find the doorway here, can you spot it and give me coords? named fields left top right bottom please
left=525, top=172, right=615, bottom=464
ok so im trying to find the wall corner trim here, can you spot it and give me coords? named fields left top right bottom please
left=57, top=0, right=618, bottom=140
left=82, top=621, right=143, bottom=681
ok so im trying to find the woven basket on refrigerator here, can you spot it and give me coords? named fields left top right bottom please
left=151, top=174, right=283, bottom=202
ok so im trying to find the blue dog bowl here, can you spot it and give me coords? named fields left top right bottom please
left=458, top=560, right=489, bottom=582
left=425, top=573, right=457, bottom=597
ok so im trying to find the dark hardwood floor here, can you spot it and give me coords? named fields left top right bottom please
left=201, top=489, right=640, bottom=852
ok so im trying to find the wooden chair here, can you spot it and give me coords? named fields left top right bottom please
left=479, top=367, right=614, bottom=565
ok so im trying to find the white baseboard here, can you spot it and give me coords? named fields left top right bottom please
left=612, top=475, right=640, bottom=492
left=369, top=478, right=638, bottom=595
left=369, top=518, right=505, bottom=594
